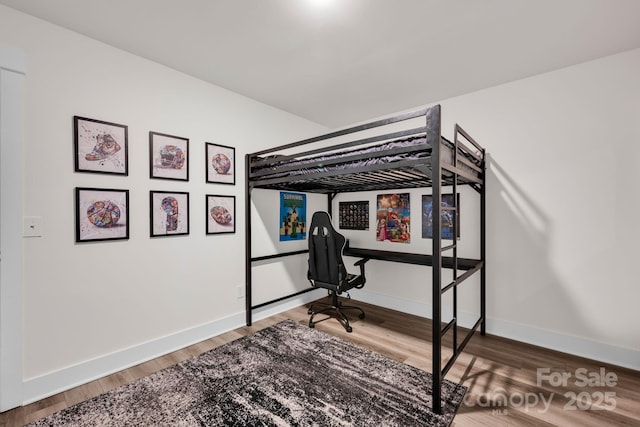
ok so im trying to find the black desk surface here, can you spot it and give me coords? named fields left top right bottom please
left=343, top=247, right=482, bottom=271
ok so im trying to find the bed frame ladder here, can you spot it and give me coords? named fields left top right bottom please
left=431, top=107, right=486, bottom=414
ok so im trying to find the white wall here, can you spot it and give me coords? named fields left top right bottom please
left=349, top=49, right=640, bottom=370
left=0, top=5, right=327, bottom=406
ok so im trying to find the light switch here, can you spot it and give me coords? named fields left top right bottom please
left=23, top=216, right=43, bottom=237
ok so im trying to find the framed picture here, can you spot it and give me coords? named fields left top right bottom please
left=422, top=193, right=460, bottom=240
left=150, top=191, right=190, bottom=237
left=75, top=187, right=129, bottom=242
left=206, top=194, right=236, bottom=234
left=339, top=201, right=369, bottom=230
left=74, top=116, right=128, bottom=175
left=149, top=132, right=189, bottom=181
left=206, top=143, right=235, bottom=185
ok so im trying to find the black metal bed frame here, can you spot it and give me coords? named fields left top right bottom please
left=244, top=104, right=486, bottom=414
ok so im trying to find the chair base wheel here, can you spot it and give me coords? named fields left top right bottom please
left=308, top=296, right=364, bottom=333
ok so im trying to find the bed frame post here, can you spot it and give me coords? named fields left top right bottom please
left=428, top=105, right=443, bottom=414
left=245, top=153, right=253, bottom=326
left=480, top=153, right=487, bottom=335
left=327, top=192, right=336, bottom=217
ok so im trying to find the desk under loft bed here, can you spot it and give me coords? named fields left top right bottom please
left=244, top=104, right=486, bottom=414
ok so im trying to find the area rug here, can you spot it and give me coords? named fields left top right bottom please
left=28, top=320, right=466, bottom=426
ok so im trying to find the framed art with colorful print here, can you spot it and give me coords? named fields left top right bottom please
left=206, top=194, right=235, bottom=234
left=75, top=187, right=129, bottom=242
left=74, top=116, right=128, bottom=175
left=206, top=143, right=235, bottom=185
left=149, top=132, right=189, bottom=181
left=150, top=190, right=190, bottom=237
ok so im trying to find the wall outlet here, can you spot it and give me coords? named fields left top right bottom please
left=236, top=286, right=245, bottom=299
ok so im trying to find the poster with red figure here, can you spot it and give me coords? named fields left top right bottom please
left=376, top=193, right=410, bottom=243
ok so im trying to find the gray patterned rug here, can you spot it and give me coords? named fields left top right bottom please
left=28, top=320, right=466, bottom=426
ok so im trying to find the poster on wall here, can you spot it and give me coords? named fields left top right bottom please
left=376, top=193, right=410, bottom=243
left=422, top=193, right=460, bottom=240
left=279, top=192, right=306, bottom=241
left=339, top=201, right=369, bottom=230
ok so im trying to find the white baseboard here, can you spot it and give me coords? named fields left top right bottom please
left=486, top=317, right=640, bottom=372
left=21, top=289, right=324, bottom=406
left=354, top=289, right=640, bottom=372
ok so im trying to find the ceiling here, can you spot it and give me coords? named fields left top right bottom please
left=2, top=0, right=640, bottom=128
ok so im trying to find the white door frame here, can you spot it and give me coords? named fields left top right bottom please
left=0, top=47, right=26, bottom=411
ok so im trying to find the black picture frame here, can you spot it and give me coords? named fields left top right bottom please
left=206, top=194, right=236, bottom=234
left=75, top=187, right=129, bottom=242
left=149, top=132, right=189, bottom=181
left=74, top=116, right=128, bottom=175
left=206, top=142, right=235, bottom=185
left=150, top=190, right=190, bottom=237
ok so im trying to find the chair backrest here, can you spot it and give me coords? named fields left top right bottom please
left=308, top=211, right=347, bottom=285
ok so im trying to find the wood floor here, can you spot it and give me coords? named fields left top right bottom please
left=2, top=299, right=639, bottom=426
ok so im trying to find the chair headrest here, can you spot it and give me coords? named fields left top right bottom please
left=310, top=211, right=333, bottom=230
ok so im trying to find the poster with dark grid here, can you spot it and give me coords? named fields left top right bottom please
left=338, top=201, right=369, bottom=230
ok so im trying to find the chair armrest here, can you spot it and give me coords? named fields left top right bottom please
left=353, top=258, right=369, bottom=288
left=354, top=258, right=370, bottom=267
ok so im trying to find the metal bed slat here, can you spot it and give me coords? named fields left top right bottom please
left=249, top=159, right=436, bottom=191
left=251, top=127, right=428, bottom=169
left=250, top=143, right=432, bottom=179
left=251, top=108, right=430, bottom=157
left=250, top=157, right=480, bottom=192
left=250, top=133, right=484, bottom=190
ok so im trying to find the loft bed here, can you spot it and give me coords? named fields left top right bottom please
left=244, top=104, right=486, bottom=414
